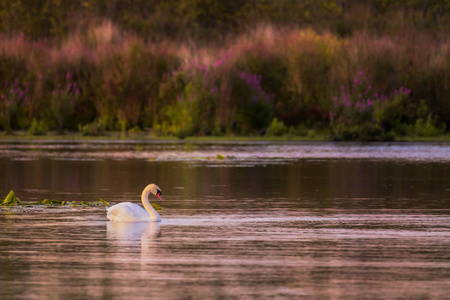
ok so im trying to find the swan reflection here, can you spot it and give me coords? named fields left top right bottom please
left=107, top=221, right=161, bottom=268
left=107, top=221, right=161, bottom=242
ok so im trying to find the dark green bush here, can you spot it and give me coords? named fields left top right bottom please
left=78, top=122, right=105, bottom=136
left=266, top=118, right=287, bottom=137
left=28, top=118, right=48, bottom=135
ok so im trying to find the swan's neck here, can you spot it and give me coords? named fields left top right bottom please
left=141, top=188, right=161, bottom=221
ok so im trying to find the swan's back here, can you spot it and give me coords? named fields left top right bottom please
left=106, top=202, right=151, bottom=222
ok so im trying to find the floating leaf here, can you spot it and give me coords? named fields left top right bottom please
left=217, top=154, right=225, bottom=160
left=3, top=190, right=15, bottom=204
left=91, top=201, right=107, bottom=206
left=2, top=190, right=22, bottom=205
left=1, top=191, right=110, bottom=208
left=94, top=196, right=109, bottom=206
left=151, top=203, right=162, bottom=211
left=39, top=199, right=65, bottom=205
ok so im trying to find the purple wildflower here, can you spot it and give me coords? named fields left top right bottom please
left=213, top=58, right=223, bottom=68
left=238, top=71, right=272, bottom=104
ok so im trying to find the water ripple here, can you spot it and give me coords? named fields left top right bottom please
left=0, top=140, right=448, bottom=163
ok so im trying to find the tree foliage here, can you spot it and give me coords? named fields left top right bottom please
left=1, top=0, right=449, bottom=41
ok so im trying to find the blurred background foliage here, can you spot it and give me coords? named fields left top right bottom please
left=0, top=0, right=449, bottom=139
left=2, top=0, right=450, bottom=41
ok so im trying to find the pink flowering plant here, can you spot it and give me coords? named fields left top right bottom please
left=330, top=71, right=412, bottom=140
left=0, top=78, right=29, bottom=134
left=51, top=73, right=79, bottom=134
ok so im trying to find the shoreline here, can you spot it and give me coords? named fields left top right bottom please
left=0, top=131, right=449, bottom=143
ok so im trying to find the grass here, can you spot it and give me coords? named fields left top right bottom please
left=395, top=135, right=450, bottom=142
left=0, top=130, right=328, bottom=141
left=1, top=130, right=449, bottom=143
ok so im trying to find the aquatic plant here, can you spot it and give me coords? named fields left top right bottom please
left=0, top=190, right=164, bottom=211
left=1, top=190, right=109, bottom=207
left=2, top=190, right=22, bottom=205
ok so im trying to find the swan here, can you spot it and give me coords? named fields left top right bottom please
left=106, top=184, right=162, bottom=222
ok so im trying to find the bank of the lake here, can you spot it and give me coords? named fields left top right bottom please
left=1, top=130, right=450, bottom=143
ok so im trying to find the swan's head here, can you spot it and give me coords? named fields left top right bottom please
left=148, top=184, right=162, bottom=201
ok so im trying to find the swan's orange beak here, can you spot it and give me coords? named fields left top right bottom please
left=156, top=192, right=162, bottom=201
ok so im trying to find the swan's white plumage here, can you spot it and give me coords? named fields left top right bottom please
left=106, top=184, right=162, bottom=222
left=107, top=202, right=151, bottom=222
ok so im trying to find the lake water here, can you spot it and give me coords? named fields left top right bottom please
left=0, top=140, right=449, bottom=299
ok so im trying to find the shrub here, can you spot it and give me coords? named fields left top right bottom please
left=78, top=122, right=104, bottom=136
left=414, top=116, right=440, bottom=137
left=51, top=73, right=79, bottom=134
left=413, top=100, right=446, bottom=137
left=229, top=70, right=273, bottom=134
left=158, top=66, right=218, bottom=138
left=28, top=118, right=48, bottom=135
left=330, top=71, right=413, bottom=141
left=162, top=101, right=195, bottom=139
left=265, top=118, right=287, bottom=137
left=0, top=78, right=30, bottom=134
left=307, top=130, right=316, bottom=138
left=374, top=87, right=413, bottom=135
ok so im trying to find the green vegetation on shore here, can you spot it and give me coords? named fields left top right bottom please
left=1, top=130, right=449, bottom=143
left=0, top=1, right=449, bottom=141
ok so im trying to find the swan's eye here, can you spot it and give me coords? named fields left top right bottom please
left=157, top=189, right=161, bottom=195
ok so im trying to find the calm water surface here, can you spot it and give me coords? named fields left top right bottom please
left=0, top=141, right=449, bottom=299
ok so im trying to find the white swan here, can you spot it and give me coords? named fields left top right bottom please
left=106, top=184, right=162, bottom=222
